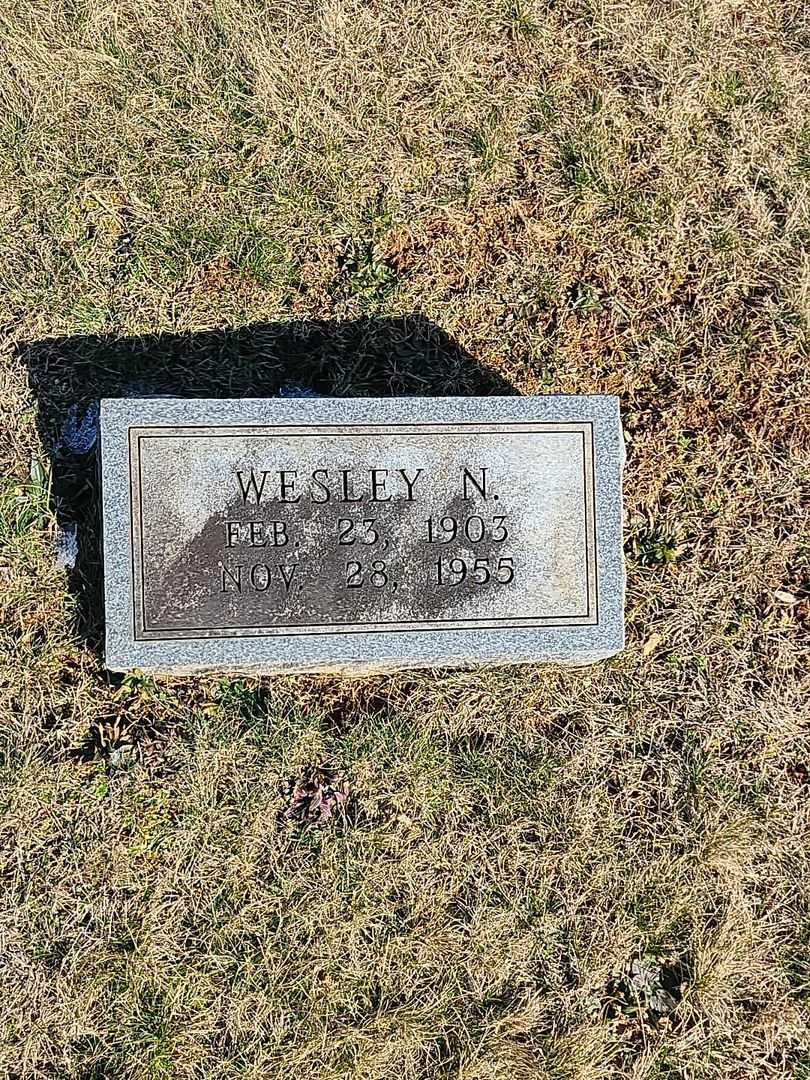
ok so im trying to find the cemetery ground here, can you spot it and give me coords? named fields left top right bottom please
left=0, top=0, right=809, bottom=1077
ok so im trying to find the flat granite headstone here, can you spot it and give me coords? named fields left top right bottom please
left=100, top=396, right=625, bottom=674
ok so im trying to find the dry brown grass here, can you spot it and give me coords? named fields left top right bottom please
left=1, top=0, right=810, bottom=1077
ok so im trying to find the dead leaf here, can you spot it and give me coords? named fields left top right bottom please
left=281, top=765, right=350, bottom=828
left=643, top=631, right=664, bottom=656
left=774, top=589, right=798, bottom=605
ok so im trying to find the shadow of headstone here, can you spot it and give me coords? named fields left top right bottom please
left=18, top=314, right=516, bottom=652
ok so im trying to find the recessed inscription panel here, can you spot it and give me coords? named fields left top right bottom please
left=128, top=423, right=597, bottom=640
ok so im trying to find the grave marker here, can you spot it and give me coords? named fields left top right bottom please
left=100, top=396, right=624, bottom=673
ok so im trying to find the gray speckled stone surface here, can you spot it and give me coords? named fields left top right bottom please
left=100, top=396, right=625, bottom=674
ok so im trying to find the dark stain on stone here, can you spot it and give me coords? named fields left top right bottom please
left=140, top=486, right=522, bottom=634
